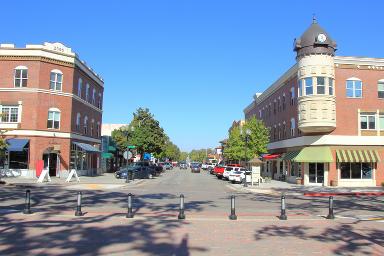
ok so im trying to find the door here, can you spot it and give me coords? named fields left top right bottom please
left=309, top=163, right=324, bottom=184
left=43, top=153, right=57, bottom=177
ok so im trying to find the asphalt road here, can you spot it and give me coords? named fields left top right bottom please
left=0, top=168, right=383, bottom=255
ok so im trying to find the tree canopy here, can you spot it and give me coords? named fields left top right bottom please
left=223, top=116, right=269, bottom=161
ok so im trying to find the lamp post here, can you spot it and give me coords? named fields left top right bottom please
left=126, top=126, right=134, bottom=168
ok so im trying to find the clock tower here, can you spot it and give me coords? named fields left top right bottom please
left=294, top=18, right=337, bottom=133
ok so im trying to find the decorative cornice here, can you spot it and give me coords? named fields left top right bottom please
left=0, top=88, right=103, bottom=113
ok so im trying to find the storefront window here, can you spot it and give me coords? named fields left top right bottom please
left=9, top=151, right=28, bottom=169
left=340, top=162, right=373, bottom=179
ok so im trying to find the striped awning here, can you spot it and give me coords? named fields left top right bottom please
left=336, top=149, right=381, bottom=163
left=282, top=151, right=300, bottom=161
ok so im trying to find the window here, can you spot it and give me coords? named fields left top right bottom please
left=14, top=66, right=28, bottom=87
left=273, top=100, right=276, bottom=114
left=278, top=124, right=281, bottom=139
left=1, top=106, right=19, bottom=123
left=269, top=103, right=271, bottom=117
left=98, top=93, right=102, bottom=109
left=378, top=80, right=384, bottom=98
left=380, top=115, right=384, bottom=130
left=290, top=118, right=295, bottom=137
left=282, top=122, right=286, bottom=138
left=360, top=113, right=376, bottom=130
left=97, top=122, right=100, bottom=137
left=278, top=97, right=281, bottom=112
left=329, top=78, right=334, bottom=95
left=92, top=89, right=96, bottom=105
left=78, top=79, right=82, bottom=98
left=346, top=79, right=362, bottom=98
left=273, top=125, right=277, bottom=140
left=305, top=77, right=313, bottom=95
left=282, top=94, right=286, bottom=110
left=50, top=70, right=63, bottom=90
left=340, top=162, right=373, bottom=179
left=298, top=79, right=303, bottom=97
left=76, top=113, right=81, bottom=131
left=317, top=77, right=325, bottom=95
left=86, top=83, right=90, bottom=102
left=259, top=110, right=262, bottom=118
left=91, top=119, right=95, bottom=136
left=290, top=87, right=295, bottom=105
left=84, top=116, right=88, bottom=135
left=47, top=108, right=60, bottom=129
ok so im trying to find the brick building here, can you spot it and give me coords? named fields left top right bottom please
left=0, top=42, right=103, bottom=178
left=244, top=19, right=384, bottom=187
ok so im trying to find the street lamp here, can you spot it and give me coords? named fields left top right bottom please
left=241, top=127, right=251, bottom=187
left=126, top=126, right=134, bottom=168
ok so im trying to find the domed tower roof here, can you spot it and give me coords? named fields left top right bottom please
left=294, top=17, right=337, bottom=59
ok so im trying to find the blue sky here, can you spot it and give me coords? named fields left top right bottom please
left=2, top=1, right=384, bottom=151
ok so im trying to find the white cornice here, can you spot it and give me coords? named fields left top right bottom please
left=0, top=43, right=104, bottom=87
left=335, top=56, right=384, bottom=66
left=0, top=88, right=102, bottom=113
left=3, top=129, right=101, bottom=143
left=268, top=135, right=384, bottom=150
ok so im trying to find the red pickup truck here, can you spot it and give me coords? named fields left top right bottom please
left=214, top=164, right=241, bottom=179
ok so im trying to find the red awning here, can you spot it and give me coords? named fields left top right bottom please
left=262, top=154, right=281, bottom=160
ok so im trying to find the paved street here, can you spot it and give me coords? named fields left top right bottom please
left=1, top=169, right=384, bottom=255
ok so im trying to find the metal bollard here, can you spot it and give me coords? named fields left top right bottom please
left=243, top=173, right=248, bottom=187
left=75, top=191, right=83, bottom=216
left=23, top=189, right=32, bottom=214
left=229, top=195, right=237, bottom=220
left=126, top=193, right=134, bottom=218
left=178, top=194, right=186, bottom=219
left=326, top=196, right=335, bottom=219
left=279, top=194, right=287, bottom=220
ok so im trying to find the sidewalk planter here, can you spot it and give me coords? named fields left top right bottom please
left=295, top=177, right=302, bottom=185
left=330, top=180, right=338, bottom=187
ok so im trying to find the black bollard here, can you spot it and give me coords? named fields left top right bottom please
left=326, top=196, right=335, bottom=219
left=178, top=194, right=185, bottom=220
left=229, top=195, right=237, bottom=220
left=279, top=194, right=287, bottom=220
left=126, top=193, right=134, bottom=218
left=23, top=189, right=32, bottom=214
left=75, top=191, right=83, bottom=216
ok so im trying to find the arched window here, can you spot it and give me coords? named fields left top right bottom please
left=14, top=66, right=28, bottom=87
left=91, top=119, right=95, bottom=136
left=76, top=113, right=81, bottom=131
left=378, top=79, right=384, bottom=98
left=346, top=77, right=362, bottom=98
left=84, top=116, right=88, bottom=135
left=278, top=123, right=281, bottom=139
left=47, top=108, right=61, bottom=129
left=86, top=83, right=90, bottom=102
left=290, top=118, right=295, bottom=137
left=78, top=78, right=82, bottom=98
left=282, top=93, right=286, bottom=110
left=92, top=89, right=96, bottom=105
left=282, top=121, right=286, bottom=138
left=98, top=93, right=102, bottom=109
left=290, top=87, right=295, bottom=105
left=50, top=69, right=63, bottom=91
left=97, top=122, right=101, bottom=137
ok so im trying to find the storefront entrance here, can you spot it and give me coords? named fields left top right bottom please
left=309, top=163, right=324, bottom=184
left=43, top=153, right=58, bottom=177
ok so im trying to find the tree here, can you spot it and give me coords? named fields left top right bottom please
left=224, top=117, right=269, bottom=162
left=179, top=152, right=188, bottom=162
left=189, top=149, right=206, bottom=162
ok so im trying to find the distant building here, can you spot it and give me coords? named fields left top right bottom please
left=244, top=19, right=384, bottom=187
left=101, top=123, right=127, bottom=172
left=0, top=42, right=104, bottom=178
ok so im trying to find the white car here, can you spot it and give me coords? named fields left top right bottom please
left=223, top=166, right=239, bottom=180
left=230, top=169, right=252, bottom=184
left=228, top=167, right=242, bottom=182
left=201, top=163, right=208, bottom=170
left=206, top=163, right=216, bottom=170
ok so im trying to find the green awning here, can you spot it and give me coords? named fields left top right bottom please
left=282, top=151, right=300, bottom=161
left=102, top=152, right=114, bottom=159
left=108, top=146, right=116, bottom=152
left=294, top=147, right=333, bottom=162
left=336, top=149, right=381, bottom=162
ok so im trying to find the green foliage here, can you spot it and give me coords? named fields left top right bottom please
left=0, top=131, right=7, bottom=151
left=224, top=116, right=269, bottom=161
left=179, top=152, right=188, bottom=162
left=189, top=149, right=207, bottom=163
left=157, top=140, right=181, bottom=161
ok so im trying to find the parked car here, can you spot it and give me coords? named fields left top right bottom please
left=206, top=163, right=216, bottom=172
left=213, top=164, right=226, bottom=178
left=179, top=162, right=188, bottom=169
left=230, top=169, right=252, bottom=184
left=190, top=162, right=201, bottom=173
left=163, top=162, right=173, bottom=170
left=115, top=166, right=151, bottom=180
left=223, top=166, right=239, bottom=180
left=201, top=163, right=208, bottom=170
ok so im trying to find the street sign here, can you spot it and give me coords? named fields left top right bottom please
left=128, top=145, right=136, bottom=149
left=123, top=151, right=133, bottom=160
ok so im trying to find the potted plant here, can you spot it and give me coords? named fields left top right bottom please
left=295, top=177, right=302, bottom=185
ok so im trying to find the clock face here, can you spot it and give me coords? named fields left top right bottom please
left=317, top=33, right=327, bottom=43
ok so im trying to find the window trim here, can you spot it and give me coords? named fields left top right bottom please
left=47, top=108, right=61, bottom=130
left=76, top=113, right=81, bottom=131
left=360, top=113, right=376, bottom=130
left=78, top=78, right=83, bottom=98
left=378, top=79, right=384, bottom=99
left=14, top=66, right=28, bottom=88
left=49, top=69, right=63, bottom=91
left=0, top=105, right=19, bottom=123
left=346, top=78, right=363, bottom=98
